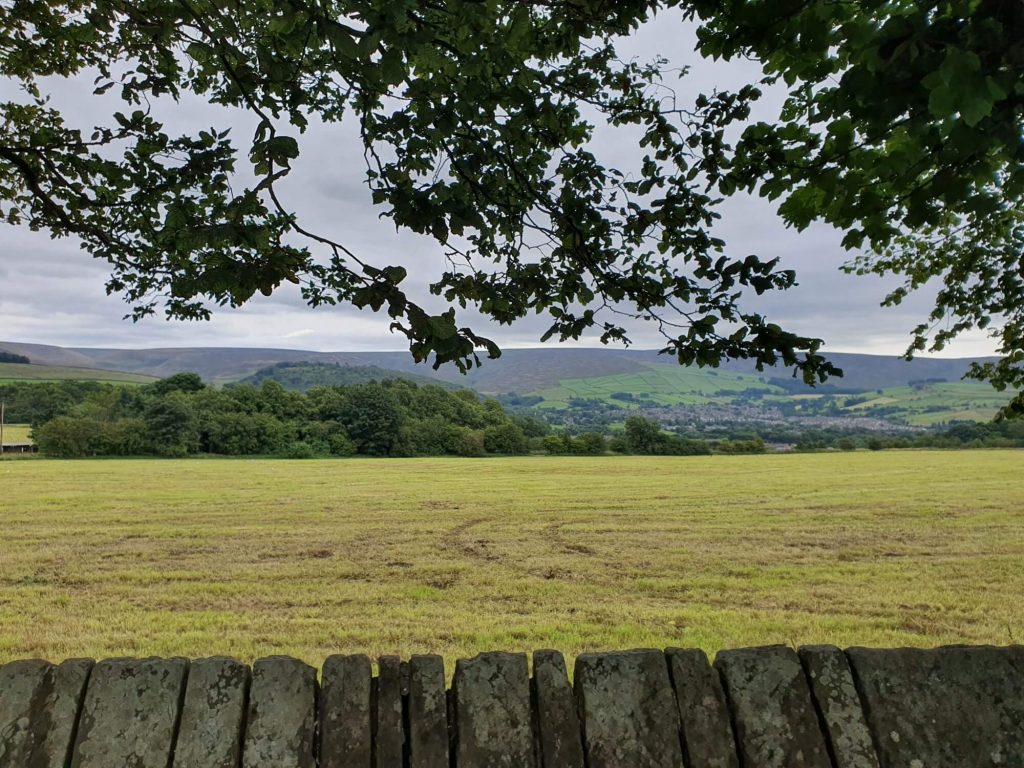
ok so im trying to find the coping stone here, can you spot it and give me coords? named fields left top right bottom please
left=408, top=655, right=449, bottom=768
left=665, top=648, right=739, bottom=768
left=69, top=657, right=187, bottom=768
left=23, top=659, right=93, bottom=768
left=574, top=649, right=684, bottom=768
left=532, top=650, right=584, bottom=768
left=715, top=645, right=830, bottom=768
left=453, top=652, right=535, bottom=768
left=0, top=659, right=52, bottom=767
left=242, top=656, right=316, bottom=768
left=375, top=656, right=406, bottom=768
left=798, top=645, right=879, bottom=768
left=172, top=657, right=249, bottom=768
left=846, top=645, right=1024, bottom=768
left=320, top=655, right=373, bottom=768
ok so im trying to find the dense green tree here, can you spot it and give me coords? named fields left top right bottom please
left=482, top=423, right=529, bottom=455
left=454, top=429, right=485, bottom=457
left=143, top=392, right=200, bottom=456
left=513, top=414, right=550, bottom=439
left=574, top=431, right=607, bottom=455
left=542, top=434, right=567, bottom=455
left=35, top=416, right=105, bottom=457
left=150, top=373, right=206, bottom=396
left=623, top=415, right=663, bottom=455
left=257, top=380, right=310, bottom=420
left=623, top=414, right=710, bottom=455
left=338, top=383, right=405, bottom=456
left=406, top=416, right=462, bottom=455
left=206, top=411, right=292, bottom=455
left=304, top=385, right=348, bottom=422
left=0, top=380, right=108, bottom=425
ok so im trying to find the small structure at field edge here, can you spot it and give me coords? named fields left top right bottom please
left=0, top=442, right=37, bottom=454
left=1, top=644, right=1022, bottom=767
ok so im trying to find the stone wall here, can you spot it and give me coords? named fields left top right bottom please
left=1, top=644, right=1022, bottom=767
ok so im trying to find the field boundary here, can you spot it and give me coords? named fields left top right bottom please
left=2, top=644, right=1022, bottom=766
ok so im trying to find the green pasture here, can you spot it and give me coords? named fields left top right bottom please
left=527, top=364, right=1013, bottom=425
left=532, top=364, right=779, bottom=408
left=0, top=424, right=33, bottom=444
left=837, top=383, right=1011, bottom=425
left=0, top=363, right=156, bottom=385
left=1, top=452, right=1021, bottom=667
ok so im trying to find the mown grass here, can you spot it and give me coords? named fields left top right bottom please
left=1, top=452, right=1022, bottom=668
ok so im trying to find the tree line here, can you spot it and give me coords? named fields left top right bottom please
left=5, top=374, right=718, bottom=459
left=18, top=374, right=538, bottom=458
left=5, top=374, right=1019, bottom=458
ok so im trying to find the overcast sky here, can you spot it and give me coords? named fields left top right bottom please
left=0, top=10, right=997, bottom=359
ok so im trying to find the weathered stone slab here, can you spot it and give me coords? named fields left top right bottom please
left=375, top=656, right=406, bottom=768
left=798, top=645, right=879, bottom=768
left=532, top=650, right=584, bottom=768
left=846, top=645, right=1024, bottom=768
left=24, top=659, right=93, bottom=768
left=574, top=649, right=684, bottom=768
left=242, top=656, right=316, bottom=768
left=665, top=648, right=738, bottom=768
left=0, top=659, right=52, bottom=767
left=173, top=657, right=249, bottom=768
left=70, top=657, right=187, bottom=768
left=453, top=652, right=535, bottom=768
left=320, top=655, right=372, bottom=768
left=714, top=646, right=830, bottom=768
left=408, top=655, right=449, bottom=768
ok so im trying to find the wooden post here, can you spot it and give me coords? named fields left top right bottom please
left=1, top=399, right=5, bottom=456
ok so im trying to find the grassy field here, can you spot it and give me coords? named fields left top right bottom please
left=0, top=362, right=156, bottom=384
left=531, top=364, right=778, bottom=408
left=1, top=452, right=1022, bottom=668
left=791, top=382, right=1013, bottom=425
left=1, top=423, right=33, bottom=443
left=526, top=363, right=1014, bottom=424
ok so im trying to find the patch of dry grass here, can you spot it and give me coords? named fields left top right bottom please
left=1, top=452, right=1021, bottom=667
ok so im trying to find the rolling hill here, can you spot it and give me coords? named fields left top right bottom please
left=241, top=361, right=464, bottom=391
left=1, top=340, right=1013, bottom=425
left=0, top=340, right=995, bottom=391
left=0, top=362, right=157, bottom=385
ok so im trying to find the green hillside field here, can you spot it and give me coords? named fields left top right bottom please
left=0, top=424, right=33, bottom=444
left=531, top=364, right=781, bottom=408
left=1, top=452, right=1020, bottom=666
left=527, top=363, right=1015, bottom=425
left=763, top=381, right=1014, bottom=425
left=0, top=363, right=157, bottom=385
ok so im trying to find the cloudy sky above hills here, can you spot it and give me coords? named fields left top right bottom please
left=0, top=11, right=997, bottom=358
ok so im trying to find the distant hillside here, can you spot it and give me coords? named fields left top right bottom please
left=241, top=361, right=464, bottom=391
left=0, top=341, right=370, bottom=383
left=0, top=340, right=997, bottom=392
left=0, top=362, right=157, bottom=385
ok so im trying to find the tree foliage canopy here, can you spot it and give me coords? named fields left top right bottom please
left=2, top=0, right=1021, bottom=413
